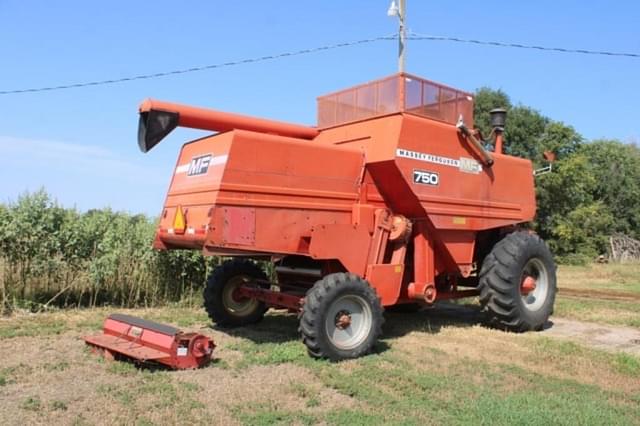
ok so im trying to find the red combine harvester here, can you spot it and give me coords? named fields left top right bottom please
left=138, top=73, right=556, bottom=361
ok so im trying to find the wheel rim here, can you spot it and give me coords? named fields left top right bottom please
left=520, top=258, right=549, bottom=311
left=222, top=276, right=259, bottom=317
left=324, top=294, right=373, bottom=351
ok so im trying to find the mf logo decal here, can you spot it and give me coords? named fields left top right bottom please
left=413, top=169, right=439, bottom=186
left=187, top=154, right=212, bottom=176
left=175, top=153, right=228, bottom=176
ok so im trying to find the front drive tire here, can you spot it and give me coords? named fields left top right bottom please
left=478, top=231, right=557, bottom=332
left=299, top=273, right=384, bottom=361
left=203, top=259, right=268, bottom=327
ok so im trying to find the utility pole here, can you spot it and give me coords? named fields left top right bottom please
left=388, top=0, right=407, bottom=73
left=398, top=0, right=406, bottom=73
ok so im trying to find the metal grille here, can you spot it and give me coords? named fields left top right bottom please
left=317, top=73, right=474, bottom=129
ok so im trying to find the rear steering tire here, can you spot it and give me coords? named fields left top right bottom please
left=478, top=231, right=556, bottom=332
left=203, top=259, right=268, bottom=327
left=299, top=273, right=384, bottom=361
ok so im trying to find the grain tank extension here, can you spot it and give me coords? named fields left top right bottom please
left=139, top=74, right=556, bottom=360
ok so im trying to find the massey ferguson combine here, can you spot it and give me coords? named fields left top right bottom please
left=138, top=73, right=556, bottom=361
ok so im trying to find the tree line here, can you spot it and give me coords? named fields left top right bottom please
left=0, top=88, right=638, bottom=313
left=475, top=88, right=640, bottom=264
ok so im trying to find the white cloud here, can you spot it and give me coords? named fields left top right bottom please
left=0, top=135, right=163, bottom=180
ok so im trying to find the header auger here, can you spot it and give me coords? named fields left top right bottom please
left=139, top=73, right=556, bottom=361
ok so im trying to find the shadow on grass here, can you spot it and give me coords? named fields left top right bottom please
left=211, top=313, right=300, bottom=344
left=383, top=301, right=486, bottom=339
left=213, top=301, right=486, bottom=346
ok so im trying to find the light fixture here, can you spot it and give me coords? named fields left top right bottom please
left=387, top=0, right=399, bottom=17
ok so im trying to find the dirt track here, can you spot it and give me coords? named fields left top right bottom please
left=433, top=301, right=640, bottom=356
left=558, top=287, right=640, bottom=302
left=543, top=317, right=640, bottom=355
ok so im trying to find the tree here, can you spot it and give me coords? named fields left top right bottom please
left=474, top=88, right=552, bottom=161
left=473, top=87, right=511, bottom=137
left=580, top=140, right=640, bottom=239
left=550, top=202, right=615, bottom=260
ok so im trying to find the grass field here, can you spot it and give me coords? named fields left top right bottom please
left=0, top=264, right=639, bottom=425
left=556, top=263, right=640, bottom=328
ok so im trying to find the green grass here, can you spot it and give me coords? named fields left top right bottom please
left=2, top=263, right=640, bottom=425
left=50, top=400, right=68, bottom=411
left=21, top=396, right=42, bottom=412
left=528, top=336, right=639, bottom=378
left=0, top=306, right=208, bottom=340
left=558, top=263, right=640, bottom=295
left=613, top=353, right=640, bottom=377
left=143, top=307, right=209, bottom=328
left=0, top=363, right=32, bottom=386
left=96, top=369, right=208, bottom=422
left=0, top=318, right=66, bottom=338
left=554, top=296, right=640, bottom=328
left=234, top=406, right=379, bottom=426
left=106, top=359, right=138, bottom=376
left=230, top=349, right=640, bottom=425
left=224, top=312, right=640, bottom=426
left=554, top=263, right=640, bottom=328
left=227, top=340, right=310, bottom=369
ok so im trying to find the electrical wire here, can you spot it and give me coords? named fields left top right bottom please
left=407, top=31, right=640, bottom=58
left=2, top=31, right=638, bottom=96
left=0, top=35, right=396, bottom=95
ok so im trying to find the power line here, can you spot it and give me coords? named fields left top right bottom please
left=2, top=32, right=638, bottom=96
left=0, top=35, right=396, bottom=95
left=408, top=31, right=640, bottom=58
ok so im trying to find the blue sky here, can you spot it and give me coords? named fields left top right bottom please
left=1, top=1, right=638, bottom=214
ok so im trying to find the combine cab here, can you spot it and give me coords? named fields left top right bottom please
left=139, top=73, right=556, bottom=361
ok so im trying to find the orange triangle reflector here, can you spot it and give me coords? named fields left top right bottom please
left=173, top=205, right=186, bottom=234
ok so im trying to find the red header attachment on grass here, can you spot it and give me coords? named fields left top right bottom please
left=84, top=314, right=214, bottom=370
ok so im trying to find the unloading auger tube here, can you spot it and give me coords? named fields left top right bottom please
left=137, top=99, right=319, bottom=153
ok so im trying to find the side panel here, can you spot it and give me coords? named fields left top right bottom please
left=157, top=130, right=366, bottom=258
left=315, top=113, right=536, bottom=230
left=308, top=224, right=372, bottom=276
left=155, top=133, right=234, bottom=249
left=394, top=115, right=536, bottom=230
left=316, top=113, right=536, bottom=275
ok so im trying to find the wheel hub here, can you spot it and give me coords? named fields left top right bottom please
left=231, top=286, right=249, bottom=303
left=521, top=276, right=537, bottom=295
left=335, top=310, right=352, bottom=329
left=520, top=258, right=550, bottom=312
left=324, top=294, right=373, bottom=350
left=222, top=276, right=259, bottom=316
